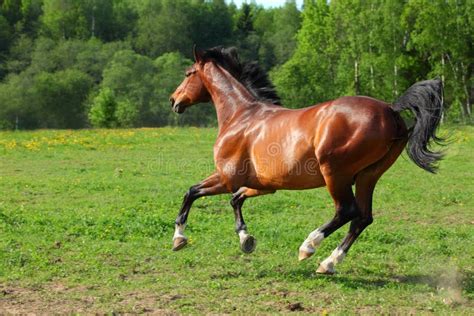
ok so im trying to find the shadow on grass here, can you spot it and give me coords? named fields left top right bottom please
left=329, top=274, right=432, bottom=290
left=261, top=266, right=474, bottom=294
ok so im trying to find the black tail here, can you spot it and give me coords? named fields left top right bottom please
left=392, top=79, right=445, bottom=173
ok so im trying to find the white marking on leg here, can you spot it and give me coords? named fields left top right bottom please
left=238, top=230, right=250, bottom=244
left=318, top=246, right=346, bottom=273
left=173, top=224, right=187, bottom=240
left=299, top=229, right=324, bottom=254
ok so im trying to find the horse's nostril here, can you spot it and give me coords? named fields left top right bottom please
left=169, top=97, right=175, bottom=106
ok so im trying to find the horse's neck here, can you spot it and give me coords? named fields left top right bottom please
left=201, top=63, right=255, bottom=132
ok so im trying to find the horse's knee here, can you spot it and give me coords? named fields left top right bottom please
left=230, top=189, right=246, bottom=208
left=337, top=202, right=360, bottom=222
left=358, top=215, right=373, bottom=227
left=349, top=215, right=373, bottom=234
left=185, top=185, right=201, bottom=200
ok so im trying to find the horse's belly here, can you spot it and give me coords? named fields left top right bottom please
left=250, top=153, right=326, bottom=190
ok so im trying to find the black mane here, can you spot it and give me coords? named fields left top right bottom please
left=201, top=46, right=281, bottom=105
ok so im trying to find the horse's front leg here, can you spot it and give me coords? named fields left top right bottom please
left=173, top=172, right=227, bottom=251
left=231, top=187, right=275, bottom=253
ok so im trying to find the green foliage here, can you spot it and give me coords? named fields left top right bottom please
left=3, top=35, right=34, bottom=74
left=100, top=49, right=157, bottom=125
left=0, top=14, right=13, bottom=54
left=134, top=0, right=191, bottom=58
left=0, top=0, right=473, bottom=129
left=234, top=3, right=259, bottom=62
left=0, top=14, right=13, bottom=78
left=0, top=70, right=36, bottom=129
left=403, top=0, right=474, bottom=123
left=41, top=0, right=136, bottom=41
left=89, top=88, right=139, bottom=128
left=273, top=0, right=473, bottom=123
left=269, top=1, right=301, bottom=66
left=115, top=98, right=138, bottom=128
left=134, top=0, right=234, bottom=59
left=272, top=0, right=331, bottom=106
left=88, top=87, right=118, bottom=128
left=0, top=66, right=92, bottom=129
left=33, top=68, right=92, bottom=128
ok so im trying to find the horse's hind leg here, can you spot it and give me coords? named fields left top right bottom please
left=315, top=177, right=375, bottom=274
left=299, top=174, right=360, bottom=261
left=173, top=172, right=227, bottom=251
left=316, top=139, right=407, bottom=274
left=231, top=187, right=275, bottom=253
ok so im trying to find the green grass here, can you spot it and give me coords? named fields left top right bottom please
left=0, top=126, right=473, bottom=314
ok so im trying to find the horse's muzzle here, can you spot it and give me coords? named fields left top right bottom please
left=170, top=97, right=186, bottom=114
left=173, top=103, right=186, bottom=114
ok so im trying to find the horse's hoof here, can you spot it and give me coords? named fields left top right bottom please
left=316, top=264, right=335, bottom=275
left=172, top=237, right=188, bottom=251
left=298, top=250, right=314, bottom=261
left=240, top=235, right=256, bottom=253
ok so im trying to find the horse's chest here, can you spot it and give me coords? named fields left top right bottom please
left=213, top=136, right=250, bottom=184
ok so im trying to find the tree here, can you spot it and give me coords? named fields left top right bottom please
left=268, top=0, right=301, bottom=66
left=234, top=3, right=260, bottom=62
left=41, top=0, right=136, bottom=41
left=0, top=69, right=38, bottom=129
left=26, top=37, right=129, bottom=82
left=134, top=0, right=193, bottom=58
left=1, top=0, right=472, bottom=129
left=17, top=0, right=44, bottom=36
left=88, top=87, right=117, bottom=128
left=88, top=87, right=138, bottom=128
left=100, top=49, right=155, bottom=125
left=375, top=1, right=407, bottom=100
left=41, top=0, right=88, bottom=39
left=192, top=0, right=234, bottom=49
left=4, top=35, right=34, bottom=74
left=403, top=0, right=473, bottom=123
left=272, top=0, right=332, bottom=106
left=115, top=98, right=138, bottom=127
left=33, top=68, right=92, bottom=128
left=0, top=14, right=13, bottom=78
left=0, top=0, right=22, bottom=27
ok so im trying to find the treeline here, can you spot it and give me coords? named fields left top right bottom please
left=273, top=0, right=473, bottom=123
left=0, top=0, right=472, bottom=130
left=0, top=0, right=301, bottom=129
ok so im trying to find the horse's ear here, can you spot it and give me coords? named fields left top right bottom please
left=193, top=44, right=204, bottom=63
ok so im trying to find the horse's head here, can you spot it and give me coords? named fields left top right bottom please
left=169, top=46, right=211, bottom=114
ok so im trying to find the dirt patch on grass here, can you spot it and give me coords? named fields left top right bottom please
left=0, top=283, right=177, bottom=314
left=0, top=285, right=76, bottom=314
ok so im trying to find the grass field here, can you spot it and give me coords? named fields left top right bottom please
left=0, top=126, right=473, bottom=314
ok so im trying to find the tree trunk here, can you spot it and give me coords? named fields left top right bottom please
left=441, top=54, right=445, bottom=123
left=354, top=59, right=360, bottom=95
left=461, top=62, right=471, bottom=120
left=393, top=64, right=398, bottom=97
left=369, top=29, right=374, bottom=92
left=91, top=0, right=96, bottom=38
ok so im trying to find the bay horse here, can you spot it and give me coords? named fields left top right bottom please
left=169, top=46, right=444, bottom=274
